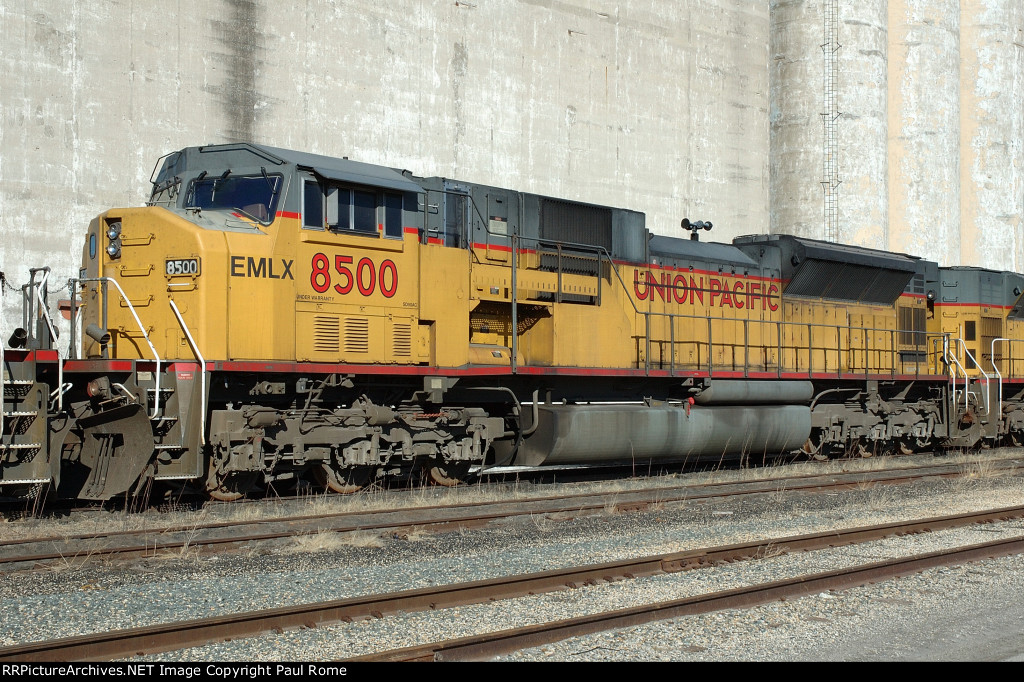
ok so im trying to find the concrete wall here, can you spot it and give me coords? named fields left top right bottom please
left=0, top=0, right=770, bottom=333
left=837, top=1, right=888, bottom=248
left=770, top=0, right=1024, bottom=271
left=887, top=0, right=962, bottom=263
left=959, top=0, right=1024, bottom=272
left=768, top=0, right=822, bottom=240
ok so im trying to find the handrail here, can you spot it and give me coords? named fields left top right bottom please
left=511, top=234, right=518, bottom=372
left=74, top=277, right=163, bottom=419
left=992, top=337, right=1009, bottom=421
left=955, top=338, right=990, bottom=416
left=449, top=191, right=631, bottom=371
left=638, top=307, right=941, bottom=378
left=458, top=211, right=940, bottom=380
left=29, top=269, right=65, bottom=411
left=944, top=337, right=970, bottom=413
left=169, top=299, right=207, bottom=446
left=30, top=269, right=60, bottom=357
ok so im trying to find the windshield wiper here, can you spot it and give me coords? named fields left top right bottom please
left=261, top=166, right=277, bottom=195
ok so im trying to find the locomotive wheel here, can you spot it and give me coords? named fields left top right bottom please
left=800, top=434, right=829, bottom=462
left=852, top=439, right=874, bottom=458
left=313, top=463, right=373, bottom=494
left=426, top=461, right=472, bottom=487
left=899, top=436, right=931, bottom=455
left=206, top=470, right=259, bottom=502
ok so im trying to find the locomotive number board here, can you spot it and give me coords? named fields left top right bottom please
left=166, top=258, right=201, bottom=276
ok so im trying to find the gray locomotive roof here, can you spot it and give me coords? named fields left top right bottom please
left=649, top=235, right=758, bottom=266
left=192, top=143, right=424, bottom=194
left=732, top=233, right=920, bottom=305
left=733, top=233, right=919, bottom=271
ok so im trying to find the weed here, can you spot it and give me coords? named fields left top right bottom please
left=283, top=528, right=383, bottom=554
left=863, top=485, right=894, bottom=512
left=755, top=541, right=786, bottom=560
left=529, top=513, right=552, bottom=533
left=959, top=455, right=1000, bottom=481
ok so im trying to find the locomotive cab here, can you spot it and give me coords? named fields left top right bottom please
left=79, top=144, right=427, bottom=366
left=936, top=267, right=1024, bottom=377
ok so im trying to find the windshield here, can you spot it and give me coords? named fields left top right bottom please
left=186, top=173, right=282, bottom=223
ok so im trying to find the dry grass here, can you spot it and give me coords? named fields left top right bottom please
left=282, top=528, right=383, bottom=554
left=853, top=478, right=877, bottom=493
left=767, top=480, right=791, bottom=506
left=529, top=513, right=553, bottom=533
left=45, top=542, right=108, bottom=573
left=6, top=445, right=1021, bottom=543
left=754, top=541, right=787, bottom=560
left=863, top=485, right=897, bottom=512
left=953, top=452, right=1005, bottom=481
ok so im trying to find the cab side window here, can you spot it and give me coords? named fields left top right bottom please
left=303, top=179, right=405, bottom=240
left=303, top=179, right=324, bottom=230
left=350, top=189, right=377, bottom=233
left=384, top=193, right=403, bottom=238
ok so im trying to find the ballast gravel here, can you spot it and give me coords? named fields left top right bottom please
left=2, top=455, right=1024, bottom=662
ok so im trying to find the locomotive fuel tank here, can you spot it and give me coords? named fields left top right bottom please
left=515, top=400, right=811, bottom=466
left=691, top=379, right=813, bottom=405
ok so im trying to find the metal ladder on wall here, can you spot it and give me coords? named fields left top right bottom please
left=821, top=0, right=841, bottom=243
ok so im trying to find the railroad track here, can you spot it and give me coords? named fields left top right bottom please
left=2, top=506, right=1022, bottom=662
left=2, top=456, right=1020, bottom=570
left=357, top=532, right=1024, bottom=662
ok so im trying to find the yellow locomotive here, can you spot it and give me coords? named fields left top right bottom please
left=1, top=143, right=1021, bottom=502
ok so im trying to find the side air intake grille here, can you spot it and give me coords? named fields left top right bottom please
left=344, top=317, right=369, bottom=354
left=312, top=316, right=340, bottom=353
left=392, top=323, right=412, bottom=357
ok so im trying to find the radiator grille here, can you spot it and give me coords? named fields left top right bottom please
left=539, top=198, right=613, bottom=252
left=787, top=259, right=912, bottom=305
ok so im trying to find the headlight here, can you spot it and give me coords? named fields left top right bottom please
left=105, top=220, right=122, bottom=259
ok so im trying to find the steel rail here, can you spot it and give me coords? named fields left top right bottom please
left=3, top=459, right=1020, bottom=568
left=355, top=533, right=1024, bottom=662
left=2, top=506, right=1023, bottom=662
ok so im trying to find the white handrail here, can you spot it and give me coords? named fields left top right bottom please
left=169, top=299, right=207, bottom=446
left=952, top=338, right=990, bottom=416
left=30, top=269, right=65, bottom=411
left=944, top=336, right=965, bottom=411
left=75, top=277, right=162, bottom=419
left=992, top=337, right=1009, bottom=425
left=31, top=270, right=61, bottom=357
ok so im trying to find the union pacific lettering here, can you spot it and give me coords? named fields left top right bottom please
left=633, top=270, right=779, bottom=311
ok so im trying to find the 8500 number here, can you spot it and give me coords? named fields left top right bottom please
left=166, top=258, right=201, bottom=276
left=310, top=253, right=398, bottom=298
